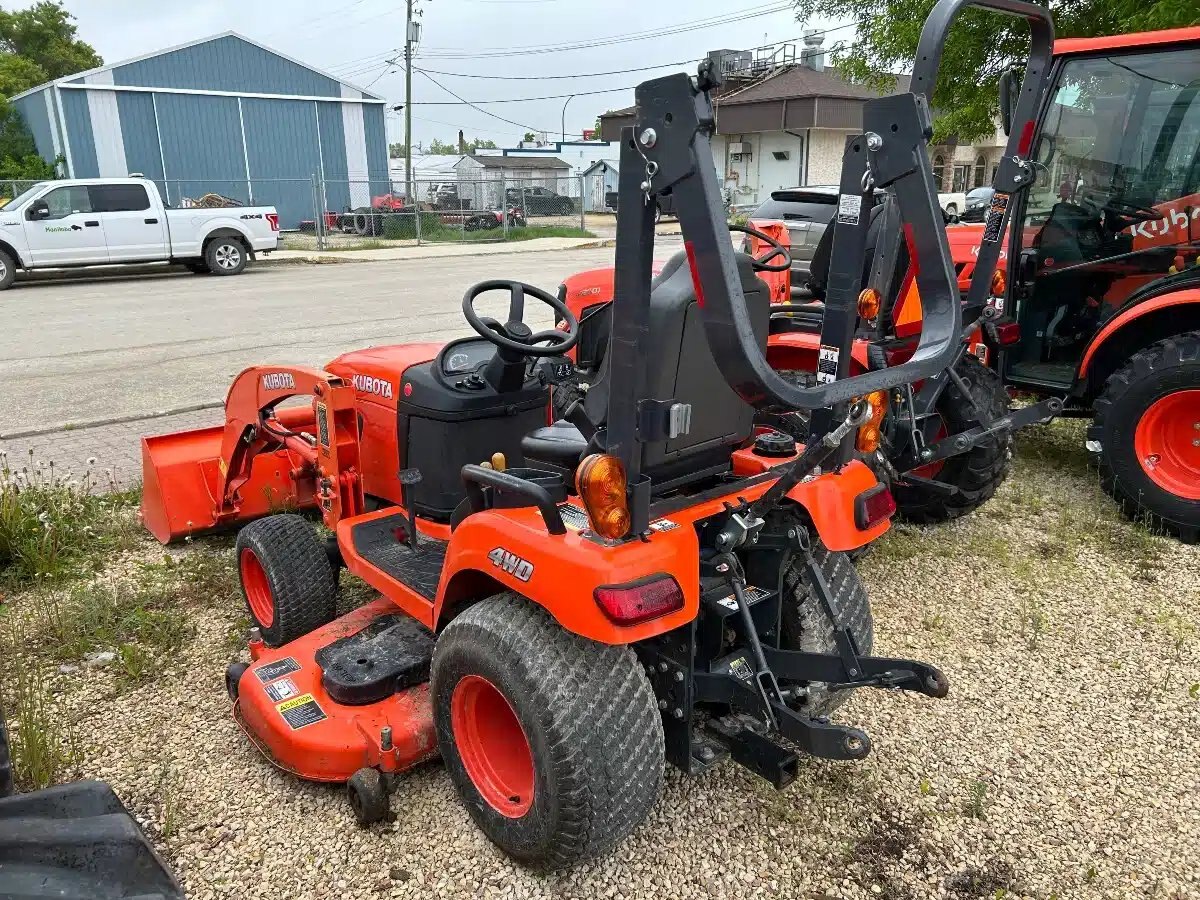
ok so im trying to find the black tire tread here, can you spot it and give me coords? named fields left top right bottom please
left=894, top=354, right=1012, bottom=523
left=780, top=536, right=874, bottom=715
left=347, top=768, right=389, bottom=825
left=1090, top=330, right=1200, bottom=543
left=432, top=594, right=663, bottom=869
left=0, top=249, right=17, bottom=291
left=204, top=236, right=248, bottom=276
left=235, top=514, right=338, bottom=647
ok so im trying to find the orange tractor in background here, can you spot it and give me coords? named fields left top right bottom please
left=136, top=0, right=1068, bottom=868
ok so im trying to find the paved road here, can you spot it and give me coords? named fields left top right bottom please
left=2, top=239, right=682, bottom=436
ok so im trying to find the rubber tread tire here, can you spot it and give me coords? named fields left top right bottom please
left=431, top=593, right=663, bottom=869
left=235, top=514, right=338, bottom=647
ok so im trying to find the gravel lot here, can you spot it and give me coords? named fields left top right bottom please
left=3, top=419, right=1198, bottom=900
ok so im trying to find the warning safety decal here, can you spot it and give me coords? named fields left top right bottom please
left=837, top=193, right=862, bottom=225
left=264, top=677, right=299, bottom=703
left=277, top=694, right=328, bottom=730
left=981, top=192, right=1010, bottom=243
left=254, top=657, right=301, bottom=684
left=817, top=345, right=840, bottom=384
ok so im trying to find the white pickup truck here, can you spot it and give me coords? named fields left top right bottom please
left=0, top=177, right=279, bottom=290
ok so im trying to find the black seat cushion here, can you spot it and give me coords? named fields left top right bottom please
left=521, top=421, right=589, bottom=471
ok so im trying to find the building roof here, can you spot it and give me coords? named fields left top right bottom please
left=10, top=31, right=385, bottom=102
left=717, top=67, right=909, bottom=105
left=582, top=159, right=620, bottom=175
left=469, top=155, right=570, bottom=169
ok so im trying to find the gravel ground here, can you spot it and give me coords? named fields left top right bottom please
left=4, top=419, right=1198, bottom=900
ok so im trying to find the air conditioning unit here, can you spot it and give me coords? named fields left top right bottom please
left=728, top=142, right=752, bottom=157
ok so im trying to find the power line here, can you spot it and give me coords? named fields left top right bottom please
left=416, top=69, right=549, bottom=133
left=326, top=2, right=792, bottom=73
left=408, top=72, right=636, bottom=104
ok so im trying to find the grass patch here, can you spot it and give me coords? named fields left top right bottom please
left=1, top=450, right=141, bottom=588
left=0, top=624, right=81, bottom=791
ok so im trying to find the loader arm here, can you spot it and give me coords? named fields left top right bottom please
left=214, top=366, right=364, bottom=528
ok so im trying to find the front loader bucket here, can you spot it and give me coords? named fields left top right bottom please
left=140, top=424, right=313, bottom=544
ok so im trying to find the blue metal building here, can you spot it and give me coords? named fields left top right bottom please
left=9, top=33, right=390, bottom=227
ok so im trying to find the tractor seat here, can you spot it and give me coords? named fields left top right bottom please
left=521, top=421, right=590, bottom=472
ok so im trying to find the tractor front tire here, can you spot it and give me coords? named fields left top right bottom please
left=893, top=353, right=1011, bottom=523
left=432, top=594, right=663, bottom=870
left=235, top=514, right=338, bottom=647
left=780, top=535, right=874, bottom=716
left=1089, top=331, right=1200, bottom=543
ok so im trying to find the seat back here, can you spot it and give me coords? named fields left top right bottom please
left=583, top=249, right=771, bottom=488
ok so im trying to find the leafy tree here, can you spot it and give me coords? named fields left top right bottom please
left=792, top=0, right=1200, bottom=142
left=0, top=2, right=101, bottom=180
left=522, top=131, right=536, bottom=143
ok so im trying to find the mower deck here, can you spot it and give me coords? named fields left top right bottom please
left=234, top=597, right=439, bottom=784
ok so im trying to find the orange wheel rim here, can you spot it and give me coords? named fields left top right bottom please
left=450, top=674, right=534, bottom=818
left=1133, top=390, right=1200, bottom=501
left=239, top=548, right=275, bottom=628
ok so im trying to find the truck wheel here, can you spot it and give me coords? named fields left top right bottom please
left=204, top=237, right=247, bottom=275
left=0, top=250, right=15, bottom=291
left=432, top=593, right=663, bottom=869
left=893, top=354, right=1011, bottom=523
left=1089, top=331, right=1200, bottom=543
left=780, top=530, right=874, bottom=716
left=235, top=514, right=338, bottom=647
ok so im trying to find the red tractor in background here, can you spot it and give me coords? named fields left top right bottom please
left=557, top=25, right=1200, bottom=542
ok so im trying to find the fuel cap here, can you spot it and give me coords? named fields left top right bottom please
left=754, top=429, right=796, bottom=458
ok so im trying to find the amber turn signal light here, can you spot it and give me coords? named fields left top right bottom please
left=856, top=390, right=888, bottom=453
left=990, top=269, right=1006, bottom=296
left=575, top=453, right=632, bottom=540
left=857, top=288, right=882, bottom=321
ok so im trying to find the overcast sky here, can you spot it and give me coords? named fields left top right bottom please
left=56, top=0, right=845, bottom=149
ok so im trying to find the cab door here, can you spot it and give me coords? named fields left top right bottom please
left=90, top=183, right=168, bottom=261
left=22, top=184, right=108, bottom=265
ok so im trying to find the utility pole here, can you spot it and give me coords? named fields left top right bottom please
left=404, top=0, right=416, bottom=205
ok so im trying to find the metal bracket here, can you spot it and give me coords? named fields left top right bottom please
left=895, top=396, right=1063, bottom=471
left=636, top=398, right=692, bottom=442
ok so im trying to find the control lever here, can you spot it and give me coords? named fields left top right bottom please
left=397, top=468, right=423, bottom=547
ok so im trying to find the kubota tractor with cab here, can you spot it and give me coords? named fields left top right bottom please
left=139, top=0, right=1046, bottom=869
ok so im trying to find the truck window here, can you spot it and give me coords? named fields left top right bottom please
left=89, top=184, right=151, bottom=213
left=42, top=185, right=93, bottom=219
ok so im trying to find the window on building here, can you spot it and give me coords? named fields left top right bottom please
left=772, top=150, right=790, bottom=161
left=932, top=154, right=947, bottom=189
left=42, top=185, right=92, bottom=219
left=953, top=164, right=971, bottom=192
left=89, top=184, right=151, bottom=212
left=974, top=154, right=987, bottom=187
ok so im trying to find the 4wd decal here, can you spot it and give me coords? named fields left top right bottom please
left=352, top=374, right=394, bottom=400
left=488, top=547, right=534, bottom=582
left=261, top=372, right=295, bottom=391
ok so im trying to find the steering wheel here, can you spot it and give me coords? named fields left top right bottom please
left=1100, top=197, right=1161, bottom=226
left=462, top=279, right=580, bottom=357
left=730, top=223, right=792, bottom=273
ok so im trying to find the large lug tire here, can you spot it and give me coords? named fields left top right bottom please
left=1088, top=331, right=1200, bottom=543
left=0, top=249, right=16, bottom=291
left=0, top=707, right=13, bottom=798
left=780, top=534, right=874, bottom=716
left=235, top=514, right=338, bottom=647
left=431, top=594, right=663, bottom=870
left=893, top=353, right=1012, bottom=523
left=204, top=236, right=248, bottom=276
left=550, top=375, right=587, bottom=423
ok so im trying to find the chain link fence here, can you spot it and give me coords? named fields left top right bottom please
left=0, top=171, right=620, bottom=252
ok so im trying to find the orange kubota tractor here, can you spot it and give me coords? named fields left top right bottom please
left=139, top=0, right=1051, bottom=869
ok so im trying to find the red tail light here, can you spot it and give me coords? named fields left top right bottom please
left=594, top=575, right=684, bottom=625
left=855, top=483, right=896, bottom=531
left=984, top=318, right=1022, bottom=348
left=266, top=213, right=280, bottom=232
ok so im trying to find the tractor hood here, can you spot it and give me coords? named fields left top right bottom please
left=326, top=344, right=443, bottom=408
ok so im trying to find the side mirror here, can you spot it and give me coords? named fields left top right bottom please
left=26, top=200, right=49, bottom=221
left=999, top=67, right=1022, bottom=136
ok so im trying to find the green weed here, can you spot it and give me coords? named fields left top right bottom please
left=964, top=779, right=990, bottom=819
left=0, top=628, right=80, bottom=791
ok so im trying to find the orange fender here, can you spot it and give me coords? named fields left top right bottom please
left=1079, top=289, right=1200, bottom=378
left=766, top=330, right=871, bottom=375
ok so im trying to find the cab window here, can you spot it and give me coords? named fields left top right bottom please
left=42, top=185, right=93, bottom=219
left=89, top=184, right=151, bottom=212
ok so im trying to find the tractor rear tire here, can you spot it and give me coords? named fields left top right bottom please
left=1089, top=331, right=1200, bottom=543
left=893, top=354, right=1011, bottom=523
left=780, top=534, right=874, bottom=716
left=431, top=593, right=663, bottom=870
left=235, top=514, right=338, bottom=647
